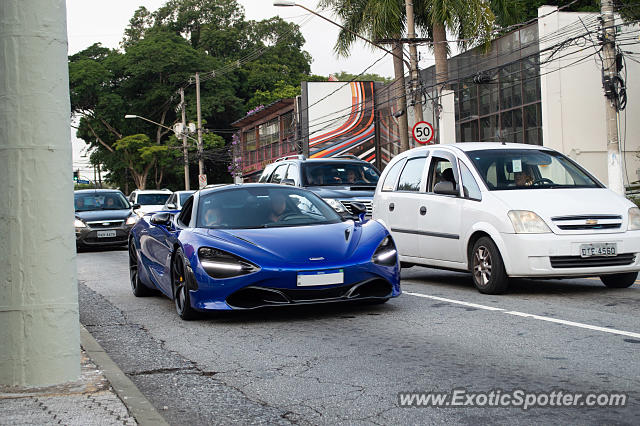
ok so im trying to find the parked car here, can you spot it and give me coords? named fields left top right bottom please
left=258, top=155, right=380, bottom=216
left=74, top=189, right=138, bottom=248
left=128, top=184, right=400, bottom=319
left=373, top=142, right=640, bottom=294
left=162, top=190, right=195, bottom=211
left=128, top=189, right=172, bottom=216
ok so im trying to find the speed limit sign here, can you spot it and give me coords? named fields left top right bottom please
left=412, top=121, right=434, bottom=144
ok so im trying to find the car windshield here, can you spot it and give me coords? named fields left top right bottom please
left=302, top=162, right=379, bottom=187
left=466, top=149, right=601, bottom=190
left=197, top=186, right=343, bottom=229
left=179, top=192, right=194, bottom=205
left=75, top=192, right=130, bottom=211
left=137, top=193, right=171, bottom=205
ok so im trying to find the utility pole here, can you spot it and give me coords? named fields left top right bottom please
left=180, top=87, right=190, bottom=190
left=392, top=42, right=410, bottom=152
left=0, top=0, right=80, bottom=387
left=405, top=0, right=424, bottom=135
left=601, top=0, right=624, bottom=195
left=195, top=72, right=206, bottom=188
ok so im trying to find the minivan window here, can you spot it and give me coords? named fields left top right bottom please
left=270, top=164, right=288, bottom=183
left=467, top=149, right=601, bottom=190
left=381, top=159, right=405, bottom=191
left=460, top=162, right=482, bottom=200
left=397, top=158, right=426, bottom=192
left=427, top=158, right=457, bottom=192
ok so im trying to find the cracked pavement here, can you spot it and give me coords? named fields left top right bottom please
left=78, top=248, right=640, bottom=424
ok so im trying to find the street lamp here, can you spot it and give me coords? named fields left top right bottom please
left=125, top=114, right=194, bottom=190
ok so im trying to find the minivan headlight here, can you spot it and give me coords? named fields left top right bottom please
left=324, top=198, right=347, bottom=213
left=628, top=207, right=640, bottom=230
left=507, top=210, right=551, bottom=234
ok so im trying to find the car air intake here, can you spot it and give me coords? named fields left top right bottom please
left=226, top=287, right=289, bottom=309
left=550, top=253, right=636, bottom=268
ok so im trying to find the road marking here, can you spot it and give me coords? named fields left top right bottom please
left=404, top=291, right=640, bottom=340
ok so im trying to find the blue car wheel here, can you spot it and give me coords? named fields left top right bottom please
left=172, top=248, right=198, bottom=320
left=129, top=239, right=153, bottom=297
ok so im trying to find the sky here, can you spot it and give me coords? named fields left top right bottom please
left=65, top=0, right=436, bottom=176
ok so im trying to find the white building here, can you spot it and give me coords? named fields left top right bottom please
left=410, top=6, right=639, bottom=188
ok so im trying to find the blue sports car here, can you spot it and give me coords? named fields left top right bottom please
left=128, top=184, right=401, bottom=320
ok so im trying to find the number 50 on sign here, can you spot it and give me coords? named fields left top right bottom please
left=412, top=121, right=434, bottom=144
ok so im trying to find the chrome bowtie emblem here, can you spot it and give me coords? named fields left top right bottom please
left=309, top=257, right=325, bottom=261
left=586, top=219, right=598, bottom=225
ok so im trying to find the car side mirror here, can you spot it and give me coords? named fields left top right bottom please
left=350, top=202, right=367, bottom=221
left=166, top=203, right=177, bottom=210
left=132, top=203, right=141, bottom=210
left=434, top=181, right=458, bottom=196
left=150, top=212, right=172, bottom=227
left=281, top=178, right=295, bottom=186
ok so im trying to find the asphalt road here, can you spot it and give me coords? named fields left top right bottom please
left=78, top=248, right=640, bottom=425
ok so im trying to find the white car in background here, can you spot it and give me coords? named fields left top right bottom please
left=162, top=190, right=195, bottom=211
left=129, top=189, right=172, bottom=216
left=373, top=143, right=640, bottom=294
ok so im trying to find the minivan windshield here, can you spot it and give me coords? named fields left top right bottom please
left=75, top=192, right=130, bottom=211
left=302, top=162, right=379, bottom=186
left=466, top=149, right=602, bottom=190
left=197, top=186, right=342, bottom=229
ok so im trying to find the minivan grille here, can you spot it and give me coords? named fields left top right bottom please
left=550, top=253, right=635, bottom=268
left=551, top=215, right=622, bottom=231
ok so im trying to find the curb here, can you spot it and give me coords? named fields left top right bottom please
left=80, top=325, right=170, bottom=426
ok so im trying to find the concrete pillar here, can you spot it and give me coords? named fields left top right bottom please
left=0, top=0, right=80, bottom=387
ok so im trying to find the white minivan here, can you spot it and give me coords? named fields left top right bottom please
left=373, top=143, right=640, bottom=294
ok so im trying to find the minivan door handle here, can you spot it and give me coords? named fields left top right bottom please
left=389, top=203, right=395, bottom=212
left=419, top=206, right=427, bottom=215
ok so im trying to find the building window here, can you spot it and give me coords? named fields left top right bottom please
left=245, top=129, right=256, bottom=152
left=258, top=118, right=279, bottom=146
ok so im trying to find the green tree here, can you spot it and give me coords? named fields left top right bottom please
left=113, top=134, right=171, bottom=189
left=330, top=71, right=393, bottom=83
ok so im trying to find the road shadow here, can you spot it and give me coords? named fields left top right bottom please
left=401, top=266, right=635, bottom=296
left=77, top=245, right=128, bottom=254
left=196, top=299, right=403, bottom=324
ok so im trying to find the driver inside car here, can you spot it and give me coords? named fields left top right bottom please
left=268, top=192, right=287, bottom=222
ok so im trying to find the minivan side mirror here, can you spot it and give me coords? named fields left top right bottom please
left=166, top=203, right=177, bottom=210
left=150, top=212, right=172, bottom=227
left=281, top=178, right=295, bottom=186
left=434, top=181, right=458, bottom=196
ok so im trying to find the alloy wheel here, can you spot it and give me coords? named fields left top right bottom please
left=473, top=245, right=492, bottom=287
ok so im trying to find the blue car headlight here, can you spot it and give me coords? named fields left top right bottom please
left=372, top=236, right=397, bottom=266
left=198, top=247, right=259, bottom=279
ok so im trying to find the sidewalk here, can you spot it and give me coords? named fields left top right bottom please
left=0, top=326, right=167, bottom=426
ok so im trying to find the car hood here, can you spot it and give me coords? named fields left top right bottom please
left=75, top=209, right=132, bottom=221
left=303, top=185, right=376, bottom=200
left=490, top=188, right=634, bottom=218
left=205, top=222, right=361, bottom=265
left=137, top=204, right=165, bottom=214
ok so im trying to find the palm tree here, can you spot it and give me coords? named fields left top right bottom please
left=319, top=0, right=510, bottom=147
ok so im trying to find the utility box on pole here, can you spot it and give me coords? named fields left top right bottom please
left=0, top=0, right=80, bottom=387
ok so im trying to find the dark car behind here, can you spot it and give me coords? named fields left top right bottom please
left=74, top=189, right=138, bottom=248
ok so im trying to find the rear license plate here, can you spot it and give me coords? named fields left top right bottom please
left=580, top=243, right=617, bottom=257
left=97, top=230, right=117, bottom=238
left=297, top=269, right=344, bottom=287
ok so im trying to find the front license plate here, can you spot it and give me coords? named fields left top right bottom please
left=297, top=269, right=344, bottom=287
left=97, top=230, right=117, bottom=238
left=580, top=242, right=617, bottom=258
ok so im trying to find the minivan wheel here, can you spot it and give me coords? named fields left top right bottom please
left=600, top=272, right=638, bottom=288
left=471, top=237, right=509, bottom=294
